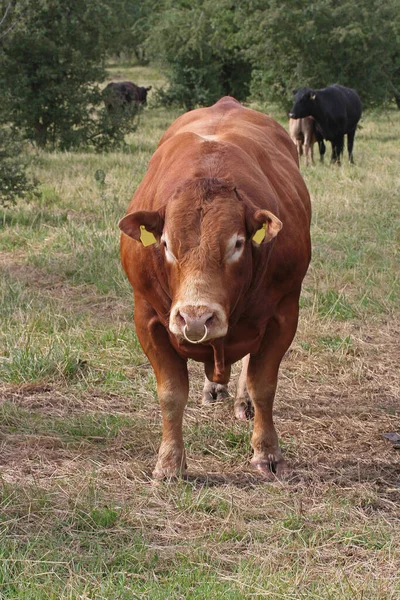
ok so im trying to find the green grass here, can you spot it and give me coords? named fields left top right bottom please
left=0, top=63, right=399, bottom=598
left=0, top=479, right=398, bottom=599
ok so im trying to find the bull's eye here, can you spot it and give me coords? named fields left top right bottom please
left=226, top=235, right=246, bottom=263
left=235, top=239, right=244, bottom=250
left=161, top=236, right=176, bottom=263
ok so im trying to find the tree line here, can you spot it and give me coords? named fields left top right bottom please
left=139, top=0, right=400, bottom=111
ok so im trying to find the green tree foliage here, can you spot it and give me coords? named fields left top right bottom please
left=240, top=0, right=400, bottom=109
left=146, top=0, right=252, bottom=109
left=0, top=0, right=138, bottom=149
left=105, top=0, right=154, bottom=63
left=144, top=0, right=400, bottom=110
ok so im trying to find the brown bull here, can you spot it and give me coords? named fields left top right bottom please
left=119, top=97, right=311, bottom=479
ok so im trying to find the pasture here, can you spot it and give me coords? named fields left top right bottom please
left=0, top=64, right=399, bottom=599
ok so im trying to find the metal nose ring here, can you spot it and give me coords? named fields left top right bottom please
left=183, top=324, right=208, bottom=344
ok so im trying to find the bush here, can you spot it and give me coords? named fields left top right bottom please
left=0, top=0, right=138, bottom=150
left=146, top=0, right=252, bottom=110
left=0, top=129, right=37, bottom=206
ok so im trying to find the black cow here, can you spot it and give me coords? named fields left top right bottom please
left=103, top=81, right=152, bottom=112
left=289, top=85, right=362, bottom=164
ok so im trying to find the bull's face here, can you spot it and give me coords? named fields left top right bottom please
left=119, top=180, right=282, bottom=344
left=289, top=87, right=316, bottom=119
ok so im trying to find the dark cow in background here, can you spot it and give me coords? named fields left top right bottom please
left=103, top=81, right=152, bottom=112
left=289, top=116, right=326, bottom=166
left=289, top=84, right=362, bottom=164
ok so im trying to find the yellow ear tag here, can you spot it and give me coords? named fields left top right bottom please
left=252, top=223, right=266, bottom=244
left=140, top=225, right=157, bottom=247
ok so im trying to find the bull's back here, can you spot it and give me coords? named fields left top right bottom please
left=160, top=98, right=300, bottom=196
left=160, top=97, right=298, bottom=162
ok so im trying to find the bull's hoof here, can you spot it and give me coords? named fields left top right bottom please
left=153, top=446, right=187, bottom=480
left=251, top=456, right=289, bottom=479
left=201, top=382, right=230, bottom=405
left=234, top=397, right=254, bottom=421
left=152, top=460, right=187, bottom=480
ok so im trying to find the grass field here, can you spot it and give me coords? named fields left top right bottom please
left=0, top=64, right=399, bottom=599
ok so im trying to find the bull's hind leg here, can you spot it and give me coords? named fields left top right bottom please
left=234, top=355, right=254, bottom=420
left=134, top=299, right=189, bottom=479
left=246, top=293, right=300, bottom=478
left=201, top=377, right=230, bottom=404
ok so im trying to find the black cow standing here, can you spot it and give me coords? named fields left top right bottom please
left=103, top=81, right=152, bottom=112
left=289, top=84, right=362, bottom=164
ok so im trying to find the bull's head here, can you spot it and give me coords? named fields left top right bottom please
left=119, top=179, right=282, bottom=345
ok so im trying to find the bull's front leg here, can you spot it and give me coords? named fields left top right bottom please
left=246, top=294, right=300, bottom=478
left=134, top=299, right=189, bottom=479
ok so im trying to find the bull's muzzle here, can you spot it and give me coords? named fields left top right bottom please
left=178, top=307, right=213, bottom=343
left=170, top=303, right=228, bottom=343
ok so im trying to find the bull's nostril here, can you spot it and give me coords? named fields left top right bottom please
left=205, top=315, right=214, bottom=327
left=176, top=311, right=186, bottom=326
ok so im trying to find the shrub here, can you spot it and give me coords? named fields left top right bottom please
left=0, top=129, right=37, bottom=206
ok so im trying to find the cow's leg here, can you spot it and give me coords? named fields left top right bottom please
left=330, top=141, right=338, bottom=164
left=337, top=136, right=345, bottom=163
left=303, top=131, right=314, bottom=166
left=134, top=299, right=189, bottom=479
left=202, top=377, right=230, bottom=404
left=246, top=293, right=300, bottom=478
left=347, top=129, right=356, bottom=163
left=309, top=143, right=315, bottom=166
left=304, top=142, right=315, bottom=166
left=295, top=139, right=302, bottom=161
left=331, top=136, right=344, bottom=165
left=234, top=355, right=254, bottom=420
left=318, top=139, right=326, bottom=162
left=304, top=143, right=310, bottom=166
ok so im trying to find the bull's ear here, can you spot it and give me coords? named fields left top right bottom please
left=146, top=86, right=152, bottom=91
left=311, top=93, right=316, bottom=100
left=248, top=209, right=282, bottom=245
left=118, top=209, right=164, bottom=246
